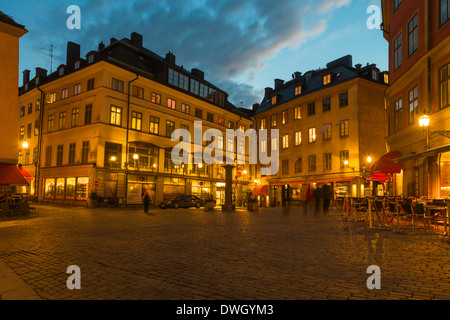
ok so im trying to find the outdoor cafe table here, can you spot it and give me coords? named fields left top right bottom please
left=423, top=204, right=449, bottom=233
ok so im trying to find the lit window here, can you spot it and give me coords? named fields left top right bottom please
left=282, top=134, right=289, bottom=149
left=295, top=131, right=302, bottom=146
left=295, top=85, right=302, bottom=96
left=309, top=128, right=316, bottom=143
left=150, top=116, right=160, bottom=134
left=218, top=117, right=225, bottom=126
left=167, top=98, right=176, bottom=110
left=151, top=93, right=161, bottom=104
left=74, top=83, right=81, bottom=95
left=339, top=120, right=349, bottom=137
left=294, top=106, right=301, bottom=119
left=131, top=111, right=142, bottom=131
left=181, top=103, right=190, bottom=114
left=61, top=88, right=68, bottom=99
left=59, top=112, right=66, bottom=130
left=110, top=106, right=122, bottom=126
left=323, top=74, right=331, bottom=85
left=133, top=86, right=144, bottom=98
left=271, top=114, right=277, bottom=127
left=282, top=110, right=288, bottom=124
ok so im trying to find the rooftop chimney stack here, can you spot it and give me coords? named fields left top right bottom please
left=35, top=67, right=47, bottom=78
left=98, top=41, right=105, bottom=51
left=23, top=69, right=30, bottom=85
left=131, top=32, right=143, bottom=47
left=265, top=87, right=273, bottom=96
left=66, top=41, right=80, bottom=67
left=274, top=79, right=284, bottom=89
left=165, top=51, right=176, bottom=65
left=191, top=68, right=204, bottom=80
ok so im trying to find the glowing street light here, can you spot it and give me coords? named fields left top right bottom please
left=22, top=141, right=29, bottom=149
left=367, top=156, right=372, bottom=164
left=419, top=115, right=430, bottom=128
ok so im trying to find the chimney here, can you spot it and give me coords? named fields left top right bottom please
left=98, top=41, right=105, bottom=51
left=264, top=87, right=273, bottom=96
left=294, top=72, right=302, bottom=79
left=165, top=51, right=176, bottom=65
left=191, top=68, right=204, bottom=80
left=23, top=69, right=30, bottom=85
left=274, top=79, right=284, bottom=89
left=131, top=32, right=143, bottom=47
left=355, top=64, right=362, bottom=69
left=252, top=103, right=260, bottom=111
left=35, top=67, right=47, bottom=78
left=66, top=41, right=81, bottom=67
left=110, top=38, right=117, bottom=44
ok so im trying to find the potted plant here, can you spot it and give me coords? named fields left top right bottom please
left=204, top=194, right=216, bottom=212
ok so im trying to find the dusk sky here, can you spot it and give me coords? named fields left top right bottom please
left=4, top=0, right=387, bottom=109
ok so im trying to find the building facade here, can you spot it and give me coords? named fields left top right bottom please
left=252, top=55, right=389, bottom=207
left=0, top=11, right=28, bottom=189
left=381, top=0, right=450, bottom=198
left=17, top=33, right=254, bottom=207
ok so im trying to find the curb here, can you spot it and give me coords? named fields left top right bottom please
left=0, top=259, right=41, bottom=300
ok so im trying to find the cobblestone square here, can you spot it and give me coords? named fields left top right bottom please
left=0, top=204, right=449, bottom=300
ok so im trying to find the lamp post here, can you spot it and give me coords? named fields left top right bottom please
left=419, top=115, right=431, bottom=198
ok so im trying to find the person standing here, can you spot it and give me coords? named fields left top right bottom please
left=322, top=184, right=332, bottom=213
left=305, top=185, right=313, bottom=214
left=90, top=189, right=98, bottom=208
left=143, top=191, right=150, bottom=213
left=314, top=185, right=323, bottom=213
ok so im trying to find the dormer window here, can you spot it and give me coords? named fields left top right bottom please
left=323, top=74, right=331, bottom=85
left=36, top=78, right=39, bottom=85
left=59, top=68, right=64, bottom=76
left=271, top=96, right=277, bottom=105
left=88, top=55, right=94, bottom=64
left=372, top=69, right=378, bottom=81
left=74, top=61, right=80, bottom=69
left=295, top=85, right=302, bottom=96
left=384, top=73, right=389, bottom=84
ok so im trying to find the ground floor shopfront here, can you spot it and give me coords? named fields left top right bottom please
left=25, top=165, right=251, bottom=207
left=266, top=175, right=387, bottom=207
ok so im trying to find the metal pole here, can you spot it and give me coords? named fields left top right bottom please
left=368, top=198, right=372, bottom=228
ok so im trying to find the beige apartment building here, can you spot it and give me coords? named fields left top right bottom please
left=252, top=55, right=389, bottom=207
left=17, top=33, right=254, bottom=207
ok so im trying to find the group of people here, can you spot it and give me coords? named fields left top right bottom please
left=306, top=183, right=333, bottom=213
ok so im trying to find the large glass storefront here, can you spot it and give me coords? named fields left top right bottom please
left=44, top=177, right=89, bottom=201
left=127, top=175, right=157, bottom=205
left=163, top=177, right=185, bottom=200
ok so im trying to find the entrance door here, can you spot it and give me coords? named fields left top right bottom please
left=216, top=190, right=225, bottom=205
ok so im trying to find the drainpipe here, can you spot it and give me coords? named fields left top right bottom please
left=35, top=85, right=46, bottom=202
left=124, top=74, right=139, bottom=205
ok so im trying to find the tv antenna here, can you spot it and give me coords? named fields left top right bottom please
left=41, top=44, right=62, bottom=73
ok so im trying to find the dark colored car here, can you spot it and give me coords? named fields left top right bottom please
left=159, top=195, right=204, bottom=209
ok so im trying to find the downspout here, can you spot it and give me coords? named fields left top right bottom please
left=125, top=74, right=139, bottom=205
left=36, top=85, right=45, bottom=202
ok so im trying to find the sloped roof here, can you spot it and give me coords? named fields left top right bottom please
left=0, top=11, right=25, bottom=29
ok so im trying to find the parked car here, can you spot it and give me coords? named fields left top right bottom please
left=159, top=195, right=204, bottom=209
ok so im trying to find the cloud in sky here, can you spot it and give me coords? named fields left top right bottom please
left=12, top=0, right=355, bottom=108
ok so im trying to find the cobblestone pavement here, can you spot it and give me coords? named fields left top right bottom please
left=0, top=204, right=449, bottom=300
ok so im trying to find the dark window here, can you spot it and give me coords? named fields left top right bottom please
left=111, top=78, right=124, bottom=92
left=308, top=155, right=316, bottom=172
left=322, top=97, right=331, bottom=112
left=133, top=85, right=144, bottom=98
left=282, top=160, right=289, bottom=175
left=408, top=14, right=418, bottom=56
left=394, top=0, right=402, bottom=11
left=20, top=106, right=25, bottom=117
left=166, top=120, right=175, bottom=137
left=441, top=0, right=450, bottom=26
left=307, top=102, right=315, bottom=116
left=68, top=143, right=76, bottom=165
left=85, top=104, right=92, bottom=125
left=87, top=78, right=95, bottom=91
left=81, top=141, right=89, bottom=164
left=27, top=123, right=32, bottom=138
left=394, top=34, right=402, bottom=70
left=45, top=146, right=52, bottom=166
left=34, top=120, right=39, bottom=136
left=195, top=108, right=203, bottom=119
left=394, top=98, right=403, bottom=131
left=207, top=112, right=214, bottom=122
left=323, top=153, right=332, bottom=171
left=440, top=63, right=450, bottom=109
left=57, top=145, right=63, bottom=166
left=408, top=86, right=419, bottom=125
left=28, top=103, right=32, bottom=114
left=339, top=92, right=348, bottom=108
left=295, top=158, right=302, bottom=173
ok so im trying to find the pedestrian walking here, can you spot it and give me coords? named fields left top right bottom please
left=90, top=189, right=98, bottom=208
left=143, top=191, right=150, bottom=213
left=305, top=184, right=314, bottom=214
left=314, top=185, right=323, bottom=213
left=322, top=184, right=332, bottom=213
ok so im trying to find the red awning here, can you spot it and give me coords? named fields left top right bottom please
left=0, top=164, right=29, bottom=185
left=18, top=166, right=33, bottom=181
left=252, top=185, right=268, bottom=196
left=367, top=173, right=389, bottom=183
left=370, top=151, right=403, bottom=176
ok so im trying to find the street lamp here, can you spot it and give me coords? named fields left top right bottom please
left=22, top=141, right=29, bottom=149
left=367, top=156, right=372, bottom=164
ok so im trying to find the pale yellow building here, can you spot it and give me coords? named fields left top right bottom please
left=18, top=33, right=254, bottom=206
left=253, top=55, right=389, bottom=207
left=0, top=11, right=28, bottom=189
